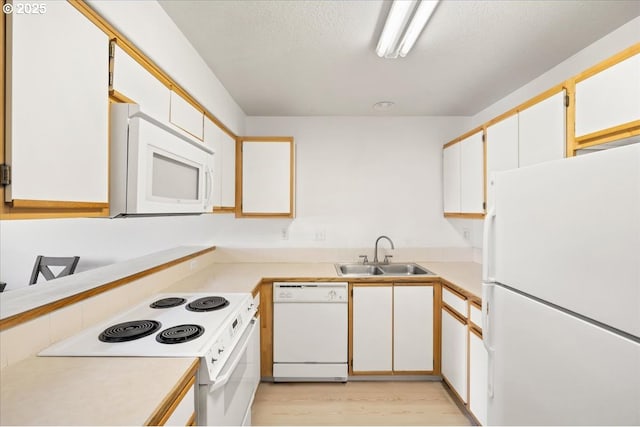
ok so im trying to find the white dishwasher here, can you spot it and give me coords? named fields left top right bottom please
left=273, top=282, right=348, bottom=382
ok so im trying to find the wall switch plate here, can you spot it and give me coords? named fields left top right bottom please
left=463, top=228, right=471, bottom=241
left=314, top=230, right=326, bottom=241
left=281, top=228, right=289, bottom=240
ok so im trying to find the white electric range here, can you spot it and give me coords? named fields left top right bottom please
left=40, top=292, right=260, bottom=426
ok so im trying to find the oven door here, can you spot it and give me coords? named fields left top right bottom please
left=198, top=317, right=260, bottom=426
left=128, top=115, right=214, bottom=215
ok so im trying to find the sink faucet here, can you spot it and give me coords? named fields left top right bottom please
left=374, top=235, right=395, bottom=264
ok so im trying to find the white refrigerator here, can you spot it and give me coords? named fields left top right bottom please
left=482, top=143, right=640, bottom=425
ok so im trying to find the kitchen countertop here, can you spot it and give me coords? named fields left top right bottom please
left=0, top=356, right=197, bottom=426
left=166, top=260, right=482, bottom=299
left=0, top=258, right=481, bottom=426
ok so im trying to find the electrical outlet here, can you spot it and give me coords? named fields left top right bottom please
left=463, top=228, right=471, bottom=241
left=281, top=228, right=289, bottom=240
left=190, top=260, right=198, bottom=270
left=314, top=230, right=326, bottom=241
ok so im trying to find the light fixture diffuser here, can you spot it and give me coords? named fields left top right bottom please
left=376, top=0, right=440, bottom=59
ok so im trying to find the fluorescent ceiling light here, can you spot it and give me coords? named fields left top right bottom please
left=376, top=0, right=440, bottom=59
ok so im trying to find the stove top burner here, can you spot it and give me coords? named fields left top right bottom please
left=156, top=324, right=205, bottom=344
left=150, top=297, right=187, bottom=309
left=186, top=296, right=229, bottom=312
left=98, top=320, right=161, bottom=343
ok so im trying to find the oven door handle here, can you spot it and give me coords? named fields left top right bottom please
left=208, top=318, right=257, bottom=392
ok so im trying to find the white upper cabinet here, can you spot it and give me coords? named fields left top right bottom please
left=170, top=91, right=204, bottom=140
left=6, top=1, right=108, bottom=204
left=460, top=132, right=484, bottom=214
left=575, top=53, right=640, bottom=138
left=204, top=118, right=236, bottom=209
left=518, top=91, right=566, bottom=167
left=241, top=139, right=293, bottom=216
left=486, top=115, right=518, bottom=209
left=443, top=143, right=461, bottom=213
left=443, top=131, right=484, bottom=215
left=393, top=285, right=434, bottom=372
left=111, top=44, right=170, bottom=122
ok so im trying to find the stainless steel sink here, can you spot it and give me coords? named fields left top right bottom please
left=335, top=263, right=434, bottom=277
left=380, top=263, right=432, bottom=275
left=337, top=264, right=384, bottom=276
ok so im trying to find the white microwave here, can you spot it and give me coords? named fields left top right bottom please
left=110, top=104, right=214, bottom=217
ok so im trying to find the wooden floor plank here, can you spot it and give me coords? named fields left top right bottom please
left=251, top=381, right=471, bottom=426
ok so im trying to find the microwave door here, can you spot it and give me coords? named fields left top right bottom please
left=130, top=118, right=210, bottom=215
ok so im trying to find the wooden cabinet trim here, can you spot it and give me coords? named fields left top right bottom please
left=0, top=246, right=216, bottom=331
left=146, top=359, right=199, bottom=426
left=573, top=43, right=640, bottom=83
left=445, top=43, right=640, bottom=174
left=442, top=283, right=468, bottom=301
left=469, top=324, right=483, bottom=339
left=259, top=282, right=274, bottom=377
left=442, top=303, right=467, bottom=325
left=443, top=212, right=485, bottom=219
left=68, top=1, right=237, bottom=139
left=444, top=127, right=484, bottom=148
left=574, top=120, right=640, bottom=147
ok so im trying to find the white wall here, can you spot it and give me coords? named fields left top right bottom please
left=87, top=0, right=246, bottom=135
left=0, top=116, right=472, bottom=289
left=247, top=116, right=470, bottom=247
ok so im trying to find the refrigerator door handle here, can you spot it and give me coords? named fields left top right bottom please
left=482, top=206, right=497, bottom=282
left=482, top=282, right=496, bottom=399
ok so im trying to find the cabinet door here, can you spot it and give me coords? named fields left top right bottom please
left=111, top=45, right=170, bottom=121
left=460, top=132, right=484, bottom=213
left=442, top=308, right=468, bottom=403
left=393, top=285, right=434, bottom=372
left=170, top=91, right=204, bottom=140
left=6, top=1, right=108, bottom=204
left=469, top=330, right=488, bottom=425
left=486, top=115, right=518, bottom=210
left=575, top=53, right=640, bottom=138
left=204, top=118, right=236, bottom=208
left=443, top=143, right=461, bottom=213
left=241, top=139, right=293, bottom=216
left=352, top=286, right=392, bottom=372
left=518, top=91, right=566, bottom=167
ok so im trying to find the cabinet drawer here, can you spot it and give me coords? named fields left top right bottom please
left=163, top=380, right=195, bottom=426
left=470, top=303, right=482, bottom=329
left=443, top=287, right=467, bottom=319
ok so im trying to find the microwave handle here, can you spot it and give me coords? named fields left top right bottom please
left=205, top=166, right=213, bottom=208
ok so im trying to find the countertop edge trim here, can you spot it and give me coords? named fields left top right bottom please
left=145, top=358, right=200, bottom=426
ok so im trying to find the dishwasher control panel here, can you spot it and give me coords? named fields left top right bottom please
left=273, top=282, right=348, bottom=303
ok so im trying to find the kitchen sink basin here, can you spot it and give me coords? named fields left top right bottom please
left=337, top=264, right=384, bottom=276
left=335, top=263, right=434, bottom=277
left=379, top=263, right=432, bottom=275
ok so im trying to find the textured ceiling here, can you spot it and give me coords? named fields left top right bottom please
left=159, top=0, right=640, bottom=116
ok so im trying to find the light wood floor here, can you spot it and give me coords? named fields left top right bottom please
left=251, top=381, right=472, bottom=426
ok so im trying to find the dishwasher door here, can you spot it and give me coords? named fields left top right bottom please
left=273, top=282, right=348, bottom=381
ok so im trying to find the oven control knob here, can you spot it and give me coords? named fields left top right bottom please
left=211, top=357, right=217, bottom=364
left=218, top=347, right=225, bottom=354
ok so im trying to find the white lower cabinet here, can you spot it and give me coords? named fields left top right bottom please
left=393, top=285, right=434, bottom=372
left=441, top=307, right=468, bottom=403
left=352, top=284, right=434, bottom=374
left=352, top=285, right=393, bottom=372
left=469, top=329, right=488, bottom=425
left=164, top=382, right=195, bottom=426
